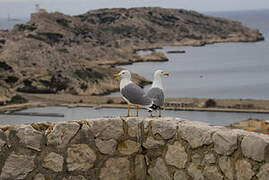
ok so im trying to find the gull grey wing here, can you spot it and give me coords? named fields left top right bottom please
left=146, top=87, right=164, bottom=106
left=120, top=83, right=152, bottom=106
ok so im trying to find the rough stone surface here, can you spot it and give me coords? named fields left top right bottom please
left=88, top=118, right=124, bottom=140
left=0, top=129, right=6, bottom=148
left=213, top=130, right=238, bottom=155
left=118, top=140, right=139, bottom=155
left=219, top=156, right=234, bottom=180
left=95, top=138, right=117, bottom=155
left=235, top=159, right=255, bottom=180
left=202, top=153, right=216, bottom=165
left=0, top=152, right=35, bottom=179
left=42, top=152, right=64, bottom=172
left=151, top=119, right=177, bottom=139
left=191, top=153, right=202, bottom=165
left=66, top=144, right=96, bottom=171
left=33, top=173, right=45, bottom=180
left=126, top=117, right=142, bottom=137
left=203, top=166, right=223, bottom=180
left=187, top=163, right=204, bottom=180
left=99, top=157, right=131, bottom=180
left=165, top=141, right=187, bottom=168
left=179, top=122, right=216, bottom=148
left=135, top=155, right=147, bottom=180
left=241, top=134, right=269, bottom=162
left=47, top=122, right=80, bottom=148
left=63, top=175, right=87, bottom=180
left=257, top=163, right=269, bottom=180
left=174, top=170, right=188, bottom=180
left=142, top=136, right=165, bottom=149
left=16, top=125, right=43, bottom=151
left=148, top=158, right=171, bottom=180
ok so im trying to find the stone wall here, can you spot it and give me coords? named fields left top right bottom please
left=0, top=117, right=269, bottom=180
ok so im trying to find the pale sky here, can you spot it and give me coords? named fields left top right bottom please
left=0, top=0, right=269, bottom=18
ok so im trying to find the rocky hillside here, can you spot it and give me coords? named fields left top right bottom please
left=0, top=7, right=264, bottom=102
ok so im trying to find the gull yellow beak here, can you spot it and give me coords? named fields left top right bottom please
left=113, top=73, right=120, bottom=78
left=164, top=72, right=169, bottom=77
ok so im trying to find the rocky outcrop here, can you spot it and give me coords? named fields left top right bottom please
left=0, top=7, right=264, bottom=99
left=0, top=117, right=268, bottom=179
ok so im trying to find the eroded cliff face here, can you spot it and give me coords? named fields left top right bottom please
left=0, top=117, right=268, bottom=180
left=0, top=7, right=264, bottom=100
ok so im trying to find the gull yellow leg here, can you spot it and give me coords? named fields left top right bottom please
left=136, top=106, right=139, bottom=117
left=158, top=109, right=162, bottom=117
left=127, top=105, right=130, bottom=117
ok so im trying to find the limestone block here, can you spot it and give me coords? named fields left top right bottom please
left=218, top=156, right=234, bottom=180
left=203, top=166, right=223, bottom=180
left=16, top=125, right=43, bottom=151
left=151, top=119, right=177, bottom=139
left=0, top=152, right=35, bottom=179
left=87, top=118, right=124, bottom=140
left=212, top=130, right=238, bottom=155
left=0, top=129, right=6, bottom=148
left=142, top=136, right=165, bottom=149
left=99, top=157, right=131, bottom=180
left=63, top=175, right=87, bottom=180
left=202, top=153, right=216, bottom=165
left=33, top=173, right=45, bottom=180
left=95, top=138, right=117, bottom=155
left=126, top=117, right=142, bottom=137
left=257, top=163, right=269, bottom=180
left=135, top=155, right=147, bottom=180
left=118, top=140, right=139, bottom=155
left=178, top=121, right=217, bottom=148
left=66, top=144, right=96, bottom=171
left=165, top=141, right=187, bottom=169
left=148, top=157, right=171, bottom=180
left=191, top=153, right=202, bottom=165
left=241, top=133, right=269, bottom=162
left=187, top=163, right=204, bottom=180
left=174, top=170, right=188, bottom=180
left=47, top=122, right=80, bottom=148
left=235, top=159, right=255, bottom=180
left=42, top=152, right=64, bottom=172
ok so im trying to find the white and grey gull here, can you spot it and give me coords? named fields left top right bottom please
left=146, top=70, right=169, bottom=117
left=113, top=70, right=155, bottom=117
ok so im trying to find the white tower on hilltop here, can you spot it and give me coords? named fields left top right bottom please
left=35, top=4, right=47, bottom=13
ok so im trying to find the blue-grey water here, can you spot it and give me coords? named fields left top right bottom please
left=1, top=106, right=269, bottom=126
left=110, top=10, right=269, bottom=99
left=0, top=18, right=28, bottom=30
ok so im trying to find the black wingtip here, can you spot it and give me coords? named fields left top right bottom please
left=149, top=104, right=160, bottom=111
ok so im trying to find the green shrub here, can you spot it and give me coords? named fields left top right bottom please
left=204, top=99, right=217, bottom=108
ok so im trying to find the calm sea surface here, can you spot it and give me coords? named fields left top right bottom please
left=110, top=10, right=269, bottom=99
left=1, top=106, right=269, bottom=126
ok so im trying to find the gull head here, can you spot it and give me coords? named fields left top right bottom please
left=154, top=70, right=169, bottom=79
left=113, top=70, right=131, bottom=79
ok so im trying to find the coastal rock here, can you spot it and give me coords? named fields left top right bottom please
left=187, top=163, right=204, bottom=180
left=87, top=118, right=124, bottom=140
left=179, top=121, right=217, bottom=148
left=47, top=122, right=80, bottom=148
left=16, top=125, right=43, bottom=151
left=218, top=156, right=234, bottom=180
left=99, top=157, right=131, bottom=180
left=148, top=158, right=171, bottom=180
left=257, top=163, right=269, bottom=180
left=42, top=152, right=64, bottom=172
left=203, top=166, right=223, bottom=180
left=241, top=133, right=269, bottom=162
left=95, top=138, right=117, bottom=155
left=212, top=130, right=238, bottom=155
left=142, top=136, right=165, bottom=149
left=135, top=155, right=147, bottom=180
left=173, top=170, right=188, bottom=180
left=66, top=144, right=96, bottom=171
left=33, top=173, right=45, bottom=180
left=235, top=159, right=255, bottom=180
left=117, top=140, right=139, bottom=155
left=151, top=118, right=177, bottom=139
left=0, top=152, right=35, bottom=179
left=165, top=141, right=187, bottom=169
